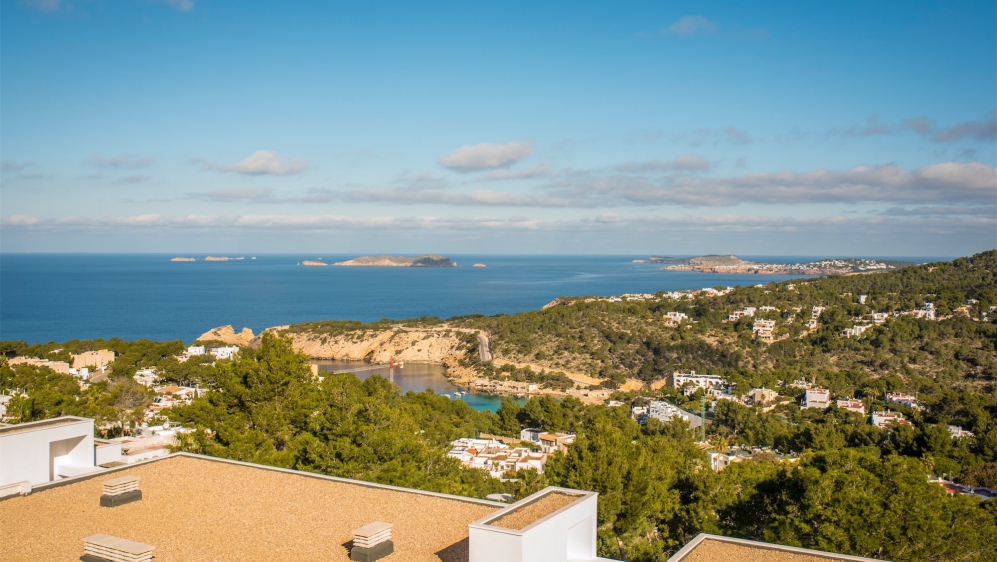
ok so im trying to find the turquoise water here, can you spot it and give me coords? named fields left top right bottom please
left=313, top=360, right=525, bottom=412
left=0, top=253, right=840, bottom=343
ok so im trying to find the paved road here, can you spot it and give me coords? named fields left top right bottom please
left=477, top=332, right=492, bottom=362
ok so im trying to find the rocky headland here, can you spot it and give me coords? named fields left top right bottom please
left=333, top=255, right=456, bottom=267
left=300, top=260, right=328, bottom=266
left=197, top=325, right=256, bottom=346
left=633, top=254, right=913, bottom=275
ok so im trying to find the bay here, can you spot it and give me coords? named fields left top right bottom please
left=312, top=360, right=526, bottom=412
left=0, top=253, right=933, bottom=344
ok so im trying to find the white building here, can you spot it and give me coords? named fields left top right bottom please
left=133, top=368, right=158, bottom=387
left=948, top=425, right=974, bottom=439
left=885, top=392, right=921, bottom=410
left=727, top=307, right=756, bottom=322
left=871, top=312, right=889, bottom=325
left=520, top=428, right=543, bottom=444
left=752, top=319, right=776, bottom=341
left=645, top=400, right=703, bottom=429
left=663, top=311, right=688, bottom=326
left=448, top=438, right=547, bottom=478
left=808, top=306, right=825, bottom=329
left=840, top=324, right=873, bottom=338
left=0, top=416, right=100, bottom=489
left=670, top=372, right=730, bottom=395
left=802, top=388, right=831, bottom=409
left=211, top=346, right=240, bottom=360
left=836, top=399, right=865, bottom=415
left=871, top=410, right=913, bottom=430
left=469, top=488, right=598, bottom=562
left=186, top=345, right=206, bottom=356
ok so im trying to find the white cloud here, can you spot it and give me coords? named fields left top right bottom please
left=478, top=163, right=553, bottom=181
left=662, top=16, right=718, bottom=37
left=187, top=188, right=275, bottom=202
left=4, top=215, right=39, bottom=226
left=4, top=212, right=991, bottom=247
left=548, top=161, right=997, bottom=207
left=201, top=150, right=308, bottom=176
left=616, top=154, right=710, bottom=172
left=674, top=128, right=752, bottom=147
left=437, top=141, right=533, bottom=171
left=1, top=160, right=37, bottom=172
left=830, top=112, right=996, bottom=143
left=89, top=152, right=153, bottom=169
left=113, top=175, right=150, bottom=184
left=333, top=187, right=579, bottom=208
left=933, top=115, right=997, bottom=143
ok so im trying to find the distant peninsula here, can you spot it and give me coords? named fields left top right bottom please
left=300, top=260, right=328, bottom=267
left=170, top=257, right=196, bottom=262
left=333, top=255, right=456, bottom=267
left=634, top=254, right=915, bottom=275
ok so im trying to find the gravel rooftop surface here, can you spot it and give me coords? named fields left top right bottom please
left=679, top=539, right=852, bottom=562
left=486, top=491, right=580, bottom=530
left=0, top=455, right=499, bottom=562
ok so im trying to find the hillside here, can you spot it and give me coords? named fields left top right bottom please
left=456, top=250, right=997, bottom=391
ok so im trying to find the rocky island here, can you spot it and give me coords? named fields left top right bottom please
left=170, top=257, right=196, bottom=262
left=204, top=256, right=244, bottom=262
left=333, top=255, right=456, bottom=267
left=638, top=254, right=914, bottom=275
left=300, top=260, right=328, bottom=266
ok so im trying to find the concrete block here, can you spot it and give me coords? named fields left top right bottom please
left=99, top=489, right=142, bottom=507
left=350, top=540, right=394, bottom=562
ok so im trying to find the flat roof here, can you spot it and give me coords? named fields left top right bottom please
left=483, top=490, right=582, bottom=530
left=0, top=453, right=502, bottom=561
left=667, top=534, right=884, bottom=562
left=472, top=487, right=594, bottom=535
left=0, top=415, right=91, bottom=436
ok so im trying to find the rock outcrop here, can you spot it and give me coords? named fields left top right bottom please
left=270, top=327, right=468, bottom=364
left=198, top=325, right=256, bottom=346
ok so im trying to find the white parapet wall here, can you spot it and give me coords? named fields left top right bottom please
left=468, top=487, right=610, bottom=562
left=0, top=416, right=98, bottom=487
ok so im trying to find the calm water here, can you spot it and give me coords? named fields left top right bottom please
left=313, top=360, right=525, bottom=412
left=0, top=253, right=933, bottom=344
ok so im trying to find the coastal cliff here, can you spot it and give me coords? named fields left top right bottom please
left=333, top=255, right=456, bottom=267
left=265, top=326, right=468, bottom=363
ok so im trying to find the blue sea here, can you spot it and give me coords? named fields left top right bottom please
left=0, top=253, right=935, bottom=344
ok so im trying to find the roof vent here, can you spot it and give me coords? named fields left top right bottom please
left=350, top=521, right=393, bottom=562
left=81, top=534, right=154, bottom=562
left=99, top=476, right=142, bottom=507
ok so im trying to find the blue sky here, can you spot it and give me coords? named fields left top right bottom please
left=1, top=0, right=995, bottom=256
